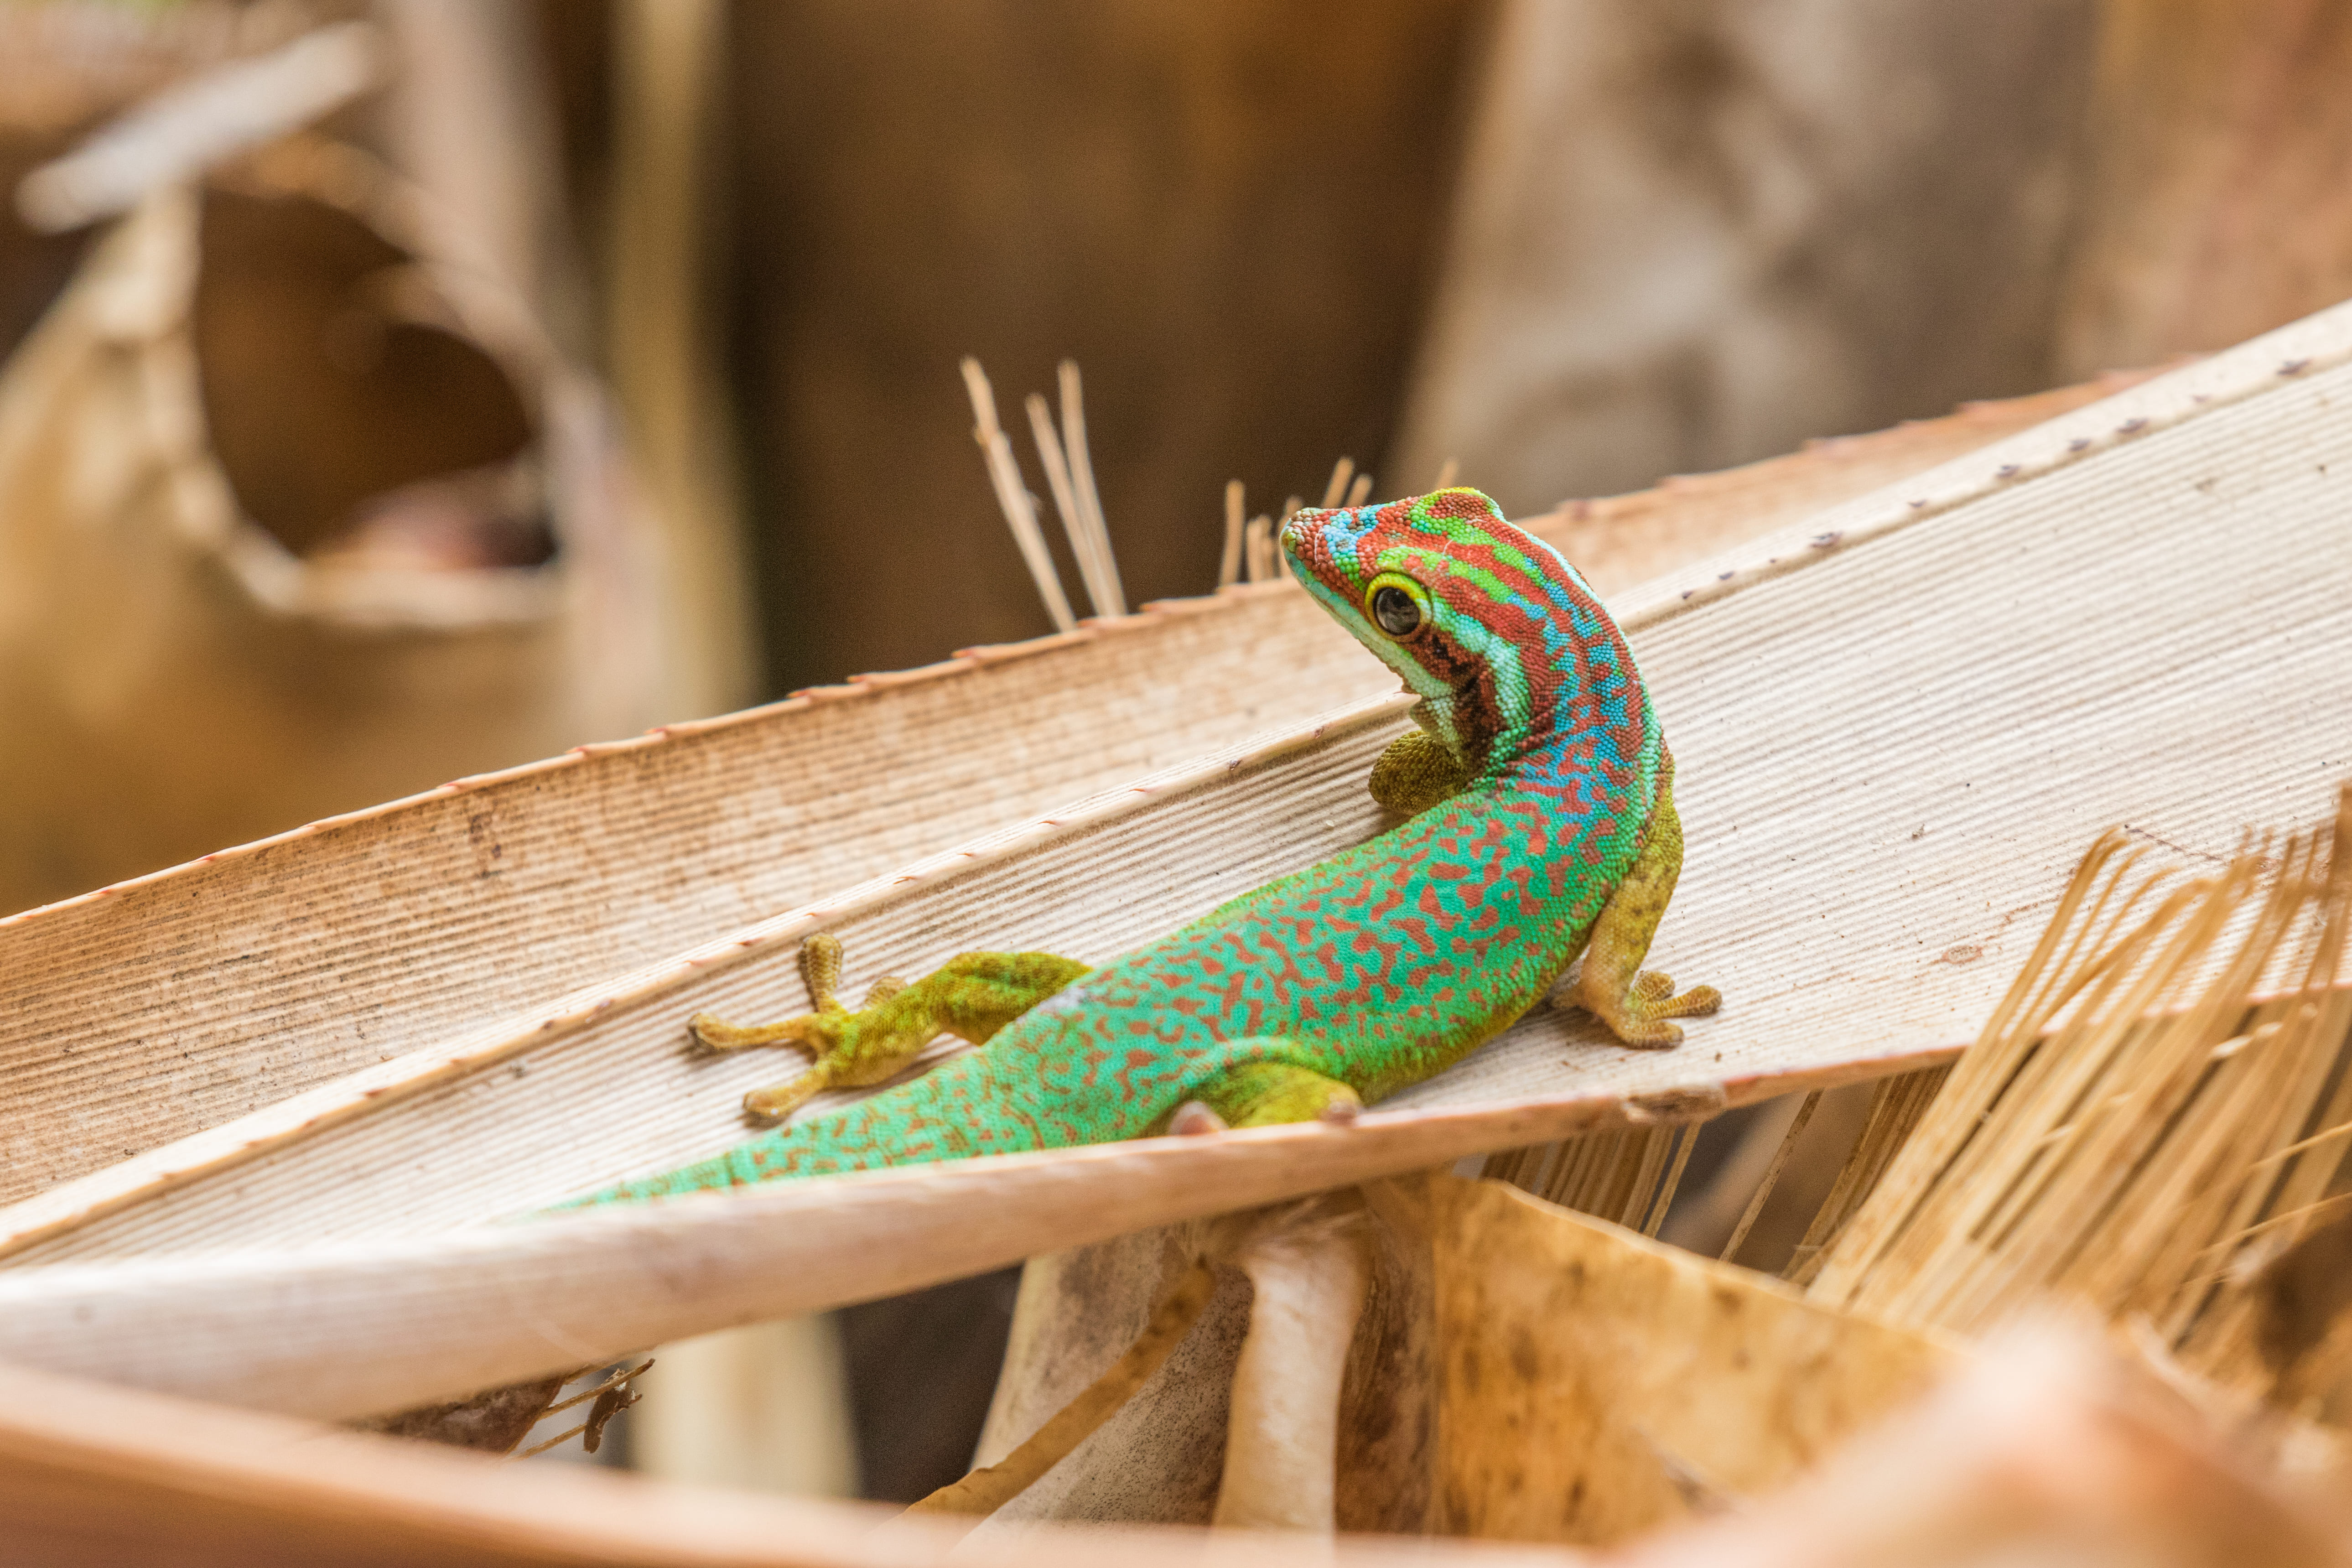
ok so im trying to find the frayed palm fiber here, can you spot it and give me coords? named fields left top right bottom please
left=1802, top=787, right=2352, bottom=1381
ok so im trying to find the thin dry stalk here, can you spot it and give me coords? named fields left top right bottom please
left=1784, top=1067, right=1951, bottom=1285
left=1487, top=1118, right=1707, bottom=1242
left=1056, top=360, right=1124, bottom=616
left=1024, top=392, right=1099, bottom=615
left=959, top=358, right=1075, bottom=632
left=18, top=21, right=382, bottom=233
left=1244, top=515, right=1275, bottom=584
left=1641, top=1125, right=1699, bottom=1238
left=1431, top=457, right=1459, bottom=490
left=1618, top=1125, right=1675, bottom=1231
left=1319, top=458, right=1355, bottom=509
left=1549, top=1129, right=1619, bottom=1214
left=1218, top=479, right=1245, bottom=589
left=915, top=1196, right=1375, bottom=1528
left=907, top=1259, right=1218, bottom=1516
left=509, top=1358, right=650, bottom=1459
left=1718, top=1091, right=1822, bottom=1262
left=1344, top=472, right=1373, bottom=508
left=2236, top=822, right=2352, bottom=1225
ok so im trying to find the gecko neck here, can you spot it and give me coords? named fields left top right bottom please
left=1485, top=685, right=1661, bottom=805
left=1465, top=593, right=1659, bottom=803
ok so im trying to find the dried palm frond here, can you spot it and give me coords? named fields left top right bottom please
left=1805, top=789, right=2352, bottom=1382
left=0, top=352, right=2172, bottom=1211
left=0, top=306, right=2345, bottom=1426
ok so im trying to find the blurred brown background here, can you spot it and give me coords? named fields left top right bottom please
left=533, top=0, right=2352, bottom=699
left=6, top=0, right=2352, bottom=1515
left=12, top=1, right=2350, bottom=722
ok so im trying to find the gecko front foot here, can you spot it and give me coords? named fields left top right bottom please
left=1368, top=730, right=1469, bottom=817
left=1632, top=970, right=1721, bottom=1018
left=1558, top=770, right=1722, bottom=1051
left=1569, top=968, right=1722, bottom=1049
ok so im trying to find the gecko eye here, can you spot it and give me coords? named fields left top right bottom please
left=1370, top=584, right=1422, bottom=638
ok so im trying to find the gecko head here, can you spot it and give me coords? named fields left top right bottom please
left=1281, top=487, right=1630, bottom=777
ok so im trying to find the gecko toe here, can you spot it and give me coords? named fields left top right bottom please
left=1600, top=1017, right=1685, bottom=1050
left=1657, top=984, right=1721, bottom=1019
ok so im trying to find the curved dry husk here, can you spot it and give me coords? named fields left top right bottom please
left=0, top=145, right=671, bottom=920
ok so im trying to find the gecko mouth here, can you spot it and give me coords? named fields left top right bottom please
left=1407, top=670, right=1487, bottom=748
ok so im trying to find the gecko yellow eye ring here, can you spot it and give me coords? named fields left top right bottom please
left=1366, top=575, right=1428, bottom=639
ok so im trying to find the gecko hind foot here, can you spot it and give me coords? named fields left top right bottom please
left=688, top=935, right=861, bottom=1051
left=1190, top=1058, right=1363, bottom=1129
left=688, top=934, right=870, bottom=1123
left=689, top=1010, right=824, bottom=1051
left=693, top=937, right=1089, bottom=1125
left=1604, top=1018, right=1688, bottom=1051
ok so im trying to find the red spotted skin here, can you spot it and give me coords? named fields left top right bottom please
left=572, top=491, right=1666, bottom=1203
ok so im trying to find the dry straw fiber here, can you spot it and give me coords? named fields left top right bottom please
left=1805, top=793, right=2352, bottom=1381
left=0, top=303, right=2346, bottom=1417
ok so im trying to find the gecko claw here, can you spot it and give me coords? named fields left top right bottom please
left=686, top=1010, right=744, bottom=1049
left=1170, top=1101, right=1230, bottom=1136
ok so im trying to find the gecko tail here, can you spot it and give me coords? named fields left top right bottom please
left=525, top=1044, right=1070, bottom=1219
left=530, top=1125, right=851, bottom=1216
left=533, top=1144, right=761, bottom=1215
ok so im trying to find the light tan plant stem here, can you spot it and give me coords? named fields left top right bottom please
left=1718, top=1091, right=1822, bottom=1262
left=1212, top=1205, right=1375, bottom=1532
left=18, top=22, right=381, bottom=233
left=605, top=0, right=758, bottom=714
left=1641, top=1123, right=1699, bottom=1237
left=1058, top=360, right=1125, bottom=615
left=1320, top=457, right=1354, bottom=509
left=1245, top=515, right=1274, bottom=583
left=1025, top=392, right=1102, bottom=617
left=1784, top=1066, right=1950, bottom=1286
left=961, top=358, right=1075, bottom=632
left=1219, top=479, right=1245, bottom=589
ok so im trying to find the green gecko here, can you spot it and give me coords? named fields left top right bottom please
left=561, top=488, right=1716, bottom=1206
